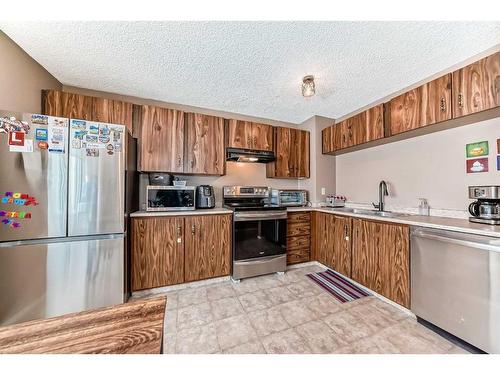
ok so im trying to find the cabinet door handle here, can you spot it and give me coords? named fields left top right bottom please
left=458, top=93, right=464, bottom=108
left=344, top=224, right=350, bottom=241
left=247, top=136, right=252, bottom=147
left=177, top=156, right=182, bottom=167
left=253, top=136, right=257, bottom=147
left=440, top=97, right=446, bottom=112
left=190, top=160, right=194, bottom=169
left=177, top=226, right=182, bottom=243
left=191, top=224, right=196, bottom=235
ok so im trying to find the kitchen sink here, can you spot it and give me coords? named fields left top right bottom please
left=330, top=207, right=413, bottom=218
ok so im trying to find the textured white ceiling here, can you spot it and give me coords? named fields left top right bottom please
left=1, top=22, right=500, bottom=124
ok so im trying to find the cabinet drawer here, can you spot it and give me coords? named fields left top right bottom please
left=287, top=248, right=310, bottom=265
left=287, top=235, right=311, bottom=250
left=287, top=222, right=311, bottom=237
left=287, top=211, right=311, bottom=224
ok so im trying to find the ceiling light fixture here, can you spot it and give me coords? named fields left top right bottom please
left=301, top=75, right=315, bottom=97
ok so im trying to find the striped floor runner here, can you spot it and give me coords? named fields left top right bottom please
left=306, top=269, right=370, bottom=303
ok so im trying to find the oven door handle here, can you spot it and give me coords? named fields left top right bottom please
left=234, top=212, right=288, bottom=221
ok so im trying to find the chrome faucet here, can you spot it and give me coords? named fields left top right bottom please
left=372, top=180, right=389, bottom=211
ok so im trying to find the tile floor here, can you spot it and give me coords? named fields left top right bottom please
left=133, top=264, right=468, bottom=354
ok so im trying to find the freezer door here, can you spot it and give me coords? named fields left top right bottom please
left=68, top=120, right=125, bottom=236
left=0, top=235, right=124, bottom=326
left=0, top=111, right=68, bottom=242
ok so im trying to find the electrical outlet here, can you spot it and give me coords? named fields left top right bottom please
left=321, top=187, right=326, bottom=195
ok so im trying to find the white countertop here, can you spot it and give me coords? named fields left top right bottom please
left=130, top=208, right=233, bottom=217
left=288, top=206, right=500, bottom=238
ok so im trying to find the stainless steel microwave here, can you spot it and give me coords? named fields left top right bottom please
left=270, top=189, right=308, bottom=207
left=146, top=185, right=196, bottom=211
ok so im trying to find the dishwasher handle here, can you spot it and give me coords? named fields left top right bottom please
left=412, top=230, right=500, bottom=253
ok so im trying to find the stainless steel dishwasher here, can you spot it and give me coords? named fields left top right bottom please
left=411, top=227, right=500, bottom=353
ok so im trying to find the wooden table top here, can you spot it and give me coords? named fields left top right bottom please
left=0, top=296, right=166, bottom=354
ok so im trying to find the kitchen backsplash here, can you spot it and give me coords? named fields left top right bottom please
left=138, top=162, right=300, bottom=210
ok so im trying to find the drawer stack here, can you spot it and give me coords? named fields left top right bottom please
left=286, top=211, right=311, bottom=265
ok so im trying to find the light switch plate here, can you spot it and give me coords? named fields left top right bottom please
left=321, top=187, right=326, bottom=195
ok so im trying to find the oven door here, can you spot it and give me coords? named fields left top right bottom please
left=233, top=211, right=287, bottom=261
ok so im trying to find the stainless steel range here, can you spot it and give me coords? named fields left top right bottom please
left=223, top=186, right=287, bottom=281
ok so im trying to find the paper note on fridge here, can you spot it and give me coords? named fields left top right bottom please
left=9, top=139, right=33, bottom=153
left=48, top=124, right=66, bottom=153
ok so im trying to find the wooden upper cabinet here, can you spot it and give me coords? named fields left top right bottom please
left=345, top=113, right=361, bottom=147
left=226, top=120, right=273, bottom=151
left=92, top=98, right=113, bottom=123
left=42, top=90, right=133, bottom=132
left=269, top=126, right=293, bottom=177
left=267, top=127, right=310, bottom=179
left=322, top=125, right=335, bottom=154
left=184, top=214, right=231, bottom=283
left=323, top=105, right=384, bottom=154
left=364, top=104, right=384, bottom=142
left=41, top=89, right=64, bottom=117
left=251, top=123, right=273, bottom=151
left=295, top=128, right=310, bottom=178
left=452, top=51, right=500, bottom=117
left=42, top=90, right=92, bottom=120
left=138, top=105, right=184, bottom=172
left=333, top=122, right=343, bottom=151
left=389, top=74, right=452, bottom=136
left=185, top=113, right=225, bottom=175
left=227, top=120, right=253, bottom=149
left=347, top=105, right=384, bottom=147
left=131, top=217, right=185, bottom=291
left=92, top=98, right=133, bottom=132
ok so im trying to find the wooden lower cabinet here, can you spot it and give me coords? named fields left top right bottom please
left=351, top=218, right=410, bottom=308
left=131, top=214, right=231, bottom=291
left=131, top=217, right=184, bottom=291
left=331, top=215, right=352, bottom=277
left=314, top=212, right=351, bottom=277
left=184, top=214, right=231, bottom=282
left=313, top=213, right=410, bottom=308
left=287, top=212, right=311, bottom=265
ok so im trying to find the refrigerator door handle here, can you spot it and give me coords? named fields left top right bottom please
left=0, top=233, right=124, bottom=248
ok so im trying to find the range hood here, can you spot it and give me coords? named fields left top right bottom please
left=226, top=148, right=276, bottom=163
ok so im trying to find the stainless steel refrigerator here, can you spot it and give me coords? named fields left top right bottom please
left=0, top=111, right=127, bottom=326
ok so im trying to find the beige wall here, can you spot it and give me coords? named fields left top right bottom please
left=335, top=116, right=500, bottom=212
left=0, top=31, right=61, bottom=113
